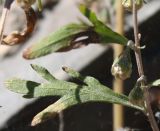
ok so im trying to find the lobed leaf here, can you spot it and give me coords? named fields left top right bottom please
left=62, top=66, right=101, bottom=86
left=6, top=78, right=79, bottom=98
left=5, top=65, right=144, bottom=126
left=31, top=84, right=144, bottom=126
left=31, top=64, right=56, bottom=82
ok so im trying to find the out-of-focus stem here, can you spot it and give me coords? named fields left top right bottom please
left=113, top=0, right=124, bottom=131
left=0, top=0, right=14, bottom=44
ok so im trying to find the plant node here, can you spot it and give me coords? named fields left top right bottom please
left=127, top=40, right=146, bottom=51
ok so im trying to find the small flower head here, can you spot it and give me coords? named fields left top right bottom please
left=122, top=0, right=144, bottom=11
left=111, top=48, right=132, bottom=80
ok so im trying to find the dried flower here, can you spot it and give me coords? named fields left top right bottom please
left=111, top=47, right=132, bottom=80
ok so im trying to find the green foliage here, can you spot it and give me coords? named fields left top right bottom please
left=79, top=5, right=128, bottom=44
left=23, top=24, right=90, bottom=59
left=5, top=64, right=144, bottom=126
left=23, top=5, right=128, bottom=59
left=31, top=64, right=56, bottom=82
left=5, top=4, right=154, bottom=128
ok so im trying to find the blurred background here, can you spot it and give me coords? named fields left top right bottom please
left=0, top=0, right=160, bottom=131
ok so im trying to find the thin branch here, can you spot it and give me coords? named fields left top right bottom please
left=132, top=1, right=159, bottom=131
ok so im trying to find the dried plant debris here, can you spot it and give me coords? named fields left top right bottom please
left=0, top=0, right=38, bottom=45
left=2, top=7, right=37, bottom=45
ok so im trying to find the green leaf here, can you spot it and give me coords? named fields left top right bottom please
left=23, top=24, right=90, bottom=59
left=79, top=4, right=98, bottom=25
left=6, top=78, right=78, bottom=98
left=6, top=65, right=144, bottom=126
left=31, top=64, right=56, bottom=82
left=62, top=66, right=101, bottom=86
left=23, top=5, right=128, bottom=59
left=5, top=78, right=40, bottom=95
left=31, top=83, right=144, bottom=126
left=150, top=79, right=160, bottom=87
left=79, top=5, right=128, bottom=45
left=93, top=21, right=128, bottom=45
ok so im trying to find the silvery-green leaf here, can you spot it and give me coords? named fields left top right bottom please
left=6, top=78, right=78, bottom=98
left=62, top=66, right=101, bottom=86
left=23, top=24, right=90, bottom=59
left=6, top=65, right=144, bottom=126
left=31, top=83, right=144, bottom=126
left=31, top=64, right=56, bottom=82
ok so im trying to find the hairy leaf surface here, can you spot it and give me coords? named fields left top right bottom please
left=6, top=65, right=144, bottom=126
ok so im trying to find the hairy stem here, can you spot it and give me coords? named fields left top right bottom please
left=132, top=1, right=159, bottom=131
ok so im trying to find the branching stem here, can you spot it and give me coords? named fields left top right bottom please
left=132, top=1, right=159, bottom=131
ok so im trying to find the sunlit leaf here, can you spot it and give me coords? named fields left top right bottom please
left=31, top=64, right=56, bottom=82
left=23, top=5, right=128, bottom=59
left=5, top=78, right=40, bottom=95
left=6, top=78, right=78, bottom=98
left=31, top=82, right=144, bottom=126
left=23, top=24, right=90, bottom=59
left=79, top=4, right=98, bottom=25
left=6, top=65, right=144, bottom=126
left=79, top=5, right=128, bottom=45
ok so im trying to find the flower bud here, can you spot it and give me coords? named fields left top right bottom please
left=129, top=84, right=144, bottom=106
left=111, top=48, right=132, bottom=80
left=122, top=0, right=144, bottom=11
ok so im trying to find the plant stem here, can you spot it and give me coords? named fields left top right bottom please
left=132, top=1, right=159, bottom=131
left=113, top=0, right=124, bottom=130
